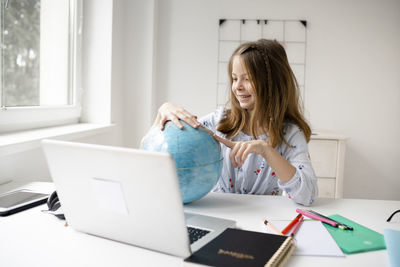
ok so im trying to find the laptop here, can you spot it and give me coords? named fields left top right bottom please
left=41, top=139, right=235, bottom=258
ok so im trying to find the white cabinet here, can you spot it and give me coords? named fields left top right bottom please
left=308, top=131, right=348, bottom=198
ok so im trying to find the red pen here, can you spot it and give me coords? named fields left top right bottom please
left=282, top=214, right=302, bottom=235
left=290, top=216, right=304, bottom=237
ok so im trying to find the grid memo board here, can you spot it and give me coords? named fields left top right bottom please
left=217, top=19, right=308, bottom=107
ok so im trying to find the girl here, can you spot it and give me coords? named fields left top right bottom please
left=154, top=39, right=318, bottom=206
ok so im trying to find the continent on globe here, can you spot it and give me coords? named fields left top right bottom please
left=141, top=121, right=223, bottom=203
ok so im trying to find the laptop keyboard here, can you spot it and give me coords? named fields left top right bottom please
left=187, top=226, right=210, bottom=244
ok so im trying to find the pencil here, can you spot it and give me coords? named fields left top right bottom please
left=282, top=214, right=302, bottom=235
left=290, top=216, right=304, bottom=237
left=263, top=219, right=283, bottom=235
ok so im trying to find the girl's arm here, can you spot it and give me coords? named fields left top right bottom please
left=213, top=130, right=318, bottom=206
left=213, top=136, right=295, bottom=182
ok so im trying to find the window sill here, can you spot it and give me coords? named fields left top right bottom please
left=0, top=123, right=115, bottom=157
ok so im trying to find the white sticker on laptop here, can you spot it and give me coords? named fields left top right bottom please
left=90, top=177, right=129, bottom=215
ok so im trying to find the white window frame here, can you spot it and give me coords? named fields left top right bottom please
left=0, top=0, right=83, bottom=133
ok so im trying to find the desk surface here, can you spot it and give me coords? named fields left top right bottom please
left=1, top=193, right=399, bottom=267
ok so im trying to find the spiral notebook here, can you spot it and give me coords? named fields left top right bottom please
left=184, top=228, right=295, bottom=267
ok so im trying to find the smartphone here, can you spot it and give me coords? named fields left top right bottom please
left=0, top=190, right=49, bottom=216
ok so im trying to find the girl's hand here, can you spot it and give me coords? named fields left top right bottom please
left=213, top=134, right=272, bottom=168
left=157, top=102, right=200, bottom=130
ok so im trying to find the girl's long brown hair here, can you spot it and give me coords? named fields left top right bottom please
left=217, top=39, right=311, bottom=147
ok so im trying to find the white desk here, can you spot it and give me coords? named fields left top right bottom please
left=1, top=193, right=399, bottom=267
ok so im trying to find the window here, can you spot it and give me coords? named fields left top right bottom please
left=0, top=0, right=82, bottom=133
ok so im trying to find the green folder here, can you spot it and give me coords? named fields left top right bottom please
left=323, top=214, right=386, bottom=254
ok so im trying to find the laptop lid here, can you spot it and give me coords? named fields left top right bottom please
left=42, top=139, right=192, bottom=258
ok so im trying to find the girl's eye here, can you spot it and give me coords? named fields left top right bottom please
left=232, top=78, right=238, bottom=81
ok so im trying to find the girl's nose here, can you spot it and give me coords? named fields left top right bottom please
left=235, top=79, right=243, bottom=90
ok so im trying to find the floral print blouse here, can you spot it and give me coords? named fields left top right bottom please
left=199, top=107, right=318, bottom=206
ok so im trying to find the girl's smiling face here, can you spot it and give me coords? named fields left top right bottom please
left=231, top=56, right=255, bottom=111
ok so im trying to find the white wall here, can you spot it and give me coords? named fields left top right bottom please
left=144, top=0, right=400, bottom=200
left=118, top=0, right=157, bottom=148
left=154, top=0, right=219, bottom=116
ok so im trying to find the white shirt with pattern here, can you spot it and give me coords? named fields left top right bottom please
left=200, top=107, right=318, bottom=206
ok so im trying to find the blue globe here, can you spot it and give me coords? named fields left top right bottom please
left=141, top=121, right=222, bottom=203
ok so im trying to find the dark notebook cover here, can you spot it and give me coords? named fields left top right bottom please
left=184, top=228, right=295, bottom=267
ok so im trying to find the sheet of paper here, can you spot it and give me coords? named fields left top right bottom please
left=262, top=220, right=344, bottom=257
